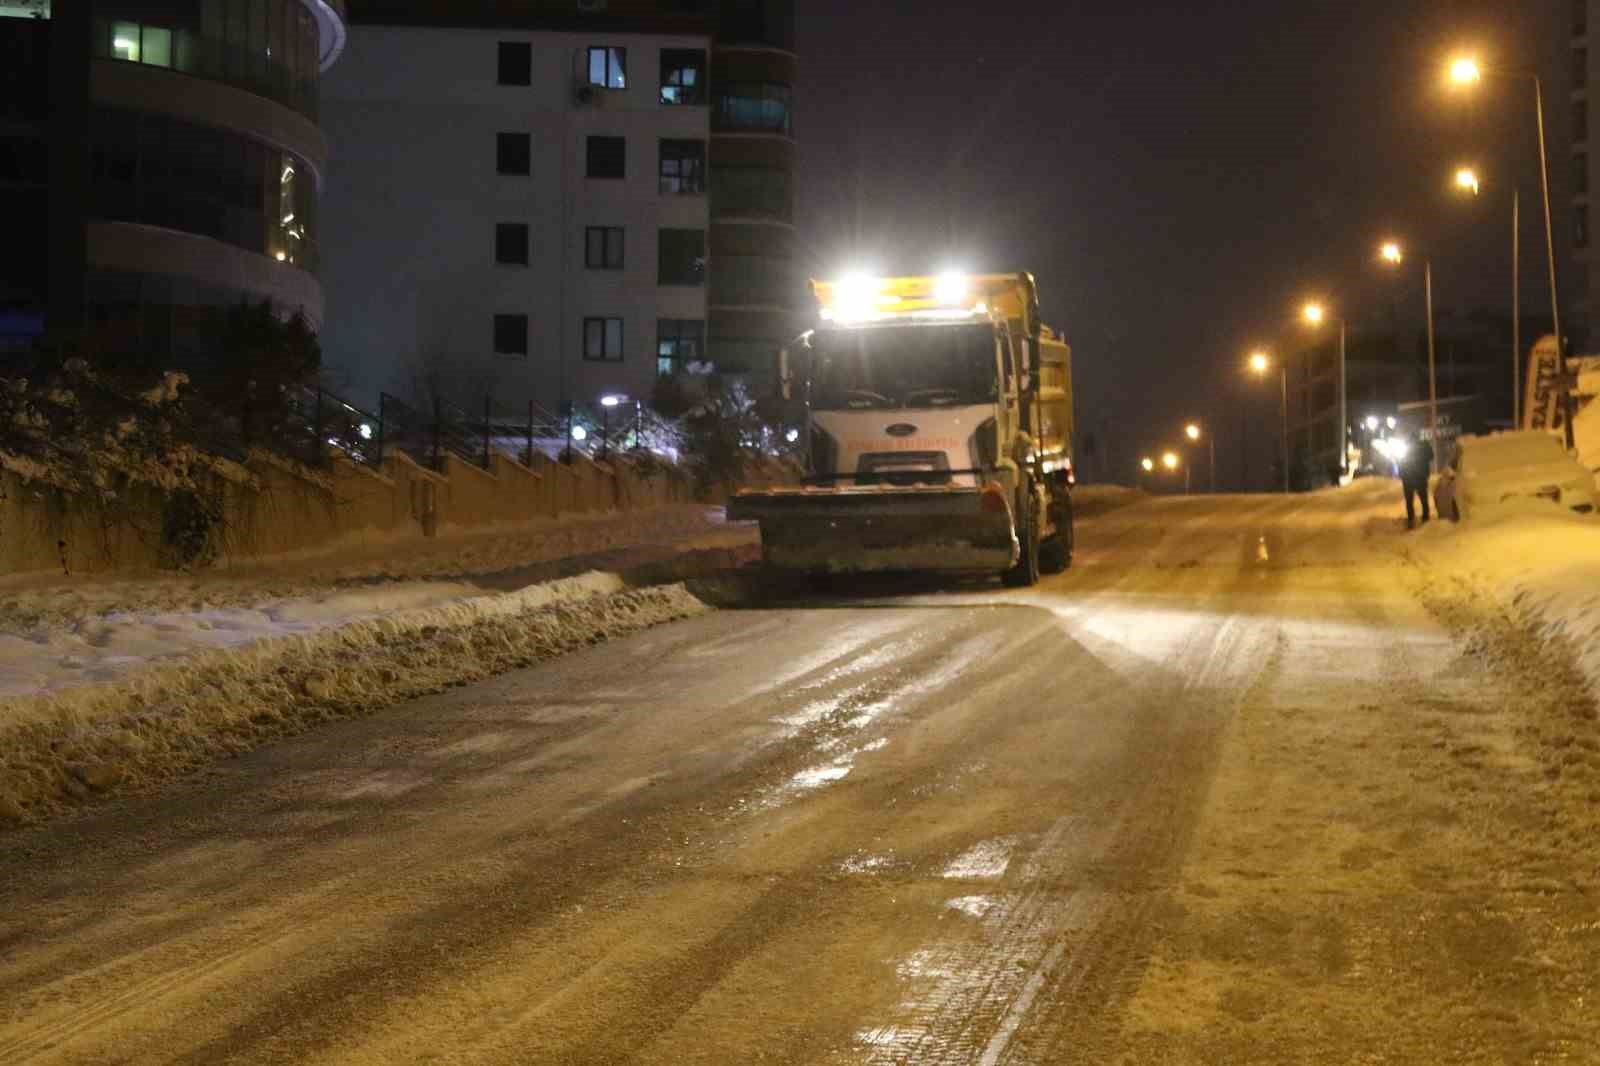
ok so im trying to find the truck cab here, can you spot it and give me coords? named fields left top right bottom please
left=733, top=272, right=1075, bottom=585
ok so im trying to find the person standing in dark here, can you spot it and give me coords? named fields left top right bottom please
left=1399, top=432, right=1435, bottom=528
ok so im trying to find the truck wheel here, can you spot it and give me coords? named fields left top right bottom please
left=1002, top=493, right=1041, bottom=587
left=1039, top=496, right=1074, bottom=574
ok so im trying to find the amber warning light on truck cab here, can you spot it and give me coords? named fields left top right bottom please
left=815, top=273, right=992, bottom=324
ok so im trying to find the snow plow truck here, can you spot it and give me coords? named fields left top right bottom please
left=729, top=272, right=1075, bottom=586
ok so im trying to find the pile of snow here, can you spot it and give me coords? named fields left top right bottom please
left=0, top=580, right=487, bottom=700
left=1411, top=503, right=1600, bottom=703
left=1575, top=394, right=1600, bottom=475
left=0, top=573, right=709, bottom=825
left=1071, top=484, right=1145, bottom=517
left=0, top=504, right=749, bottom=628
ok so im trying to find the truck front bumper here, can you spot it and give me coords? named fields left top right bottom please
left=727, top=487, right=1019, bottom=573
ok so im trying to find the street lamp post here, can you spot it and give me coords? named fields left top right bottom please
left=599, top=394, right=623, bottom=461
left=1160, top=450, right=1185, bottom=495
left=1453, top=166, right=1521, bottom=425
left=1302, top=302, right=1347, bottom=480
left=1377, top=241, right=1441, bottom=470
left=1249, top=350, right=1290, bottom=493
left=1450, top=57, right=1572, bottom=445
left=1185, top=421, right=1216, bottom=493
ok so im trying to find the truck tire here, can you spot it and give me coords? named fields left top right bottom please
left=1039, top=495, right=1074, bottom=574
left=1002, top=490, right=1041, bottom=587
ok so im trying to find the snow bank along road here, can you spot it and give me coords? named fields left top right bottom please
left=4, top=484, right=1600, bottom=1063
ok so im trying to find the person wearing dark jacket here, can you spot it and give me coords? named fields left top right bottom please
left=1399, top=433, right=1435, bottom=528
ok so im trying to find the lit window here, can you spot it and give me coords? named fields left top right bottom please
left=657, top=319, right=705, bottom=376
left=587, top=46, right=626, bottom=90
left=112, top=21, right=140, bottom=61
left=660, top=49, right=706, bottom=105
left=716, top=82, right=793, bottom=136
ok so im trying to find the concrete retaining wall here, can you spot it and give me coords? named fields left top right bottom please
left=0, top=447, right=694, bottom=577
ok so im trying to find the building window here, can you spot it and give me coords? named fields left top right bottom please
left=584, top=317, right=624, bottom=361
left=91, top=4, right=323, bottom=121
left=659, top=228, right=706, bottom=286
left=710, top=166, right=792, bottom=220
left=659, top=139, right=706, bottom=194
left=496, top=223, right=529, bottom=265
left=660, top=49, right=706, bottom=105
left=716, top=81, right=793, bottom=136
left=86, top=107, right=319, bottom=272
left=499, top=41, right=531, bottom=86
left=498, top=132, right=531, bottom=175
left=1579, top=204, right=1591, bottom=249
left=494, top=313, right=529, bottom=357
left=587, top=46, right=626, bottom=90
left=107, top=21, right=171, bottom=67
left=657, top=318, right=705, bottom=376
left=1579, top=152, right=1591, bottom=197
left=586, top=135, right=626, bottom=179
left=585, top=226, right=624, bottom=269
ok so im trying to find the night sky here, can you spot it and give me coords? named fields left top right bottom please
left=795, top=1, right=1566, bottom=486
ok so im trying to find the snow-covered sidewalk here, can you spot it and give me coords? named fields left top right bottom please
left=0, top=504, right=753, bottom=700
left=1407, top=502, right=1600, bottom=702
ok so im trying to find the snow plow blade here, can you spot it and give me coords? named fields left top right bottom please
left=727, top=487, right=1018, bottom=573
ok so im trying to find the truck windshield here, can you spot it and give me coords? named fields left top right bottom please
left=807, top=323, right=999, bottom=410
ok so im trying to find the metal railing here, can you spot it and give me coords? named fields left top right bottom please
left=273, top=388, right=679, bottom=475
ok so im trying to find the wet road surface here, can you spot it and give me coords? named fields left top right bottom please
left=4, top=486, right=1598, bottom=1063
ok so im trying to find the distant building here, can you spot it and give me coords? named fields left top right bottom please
left=316, top=1, right=799, bottom=413
left=1284, top=311, right=1521, bottom=488
left=0, top=1, right=349, bottom=357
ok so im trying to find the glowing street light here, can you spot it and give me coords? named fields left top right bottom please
left=1301, top=301, right=1326, bottom=326
left=1448, top=56, right=1483, bottom=87
left=1379, top=240, right=1404, bottom=265
left=1141, top=457, right=1155, bottom=473
left=1185, top=423, right=1201, bottom=441
left=1248, top=350, right=1270, bottom=375
left=1161, top=451, right=1179, bottom=471
left=1454, top=166, right=1481, bottom=196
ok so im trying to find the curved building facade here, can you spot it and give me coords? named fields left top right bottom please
left=708, top=0, right=797, bottom=378
left=11, top=0, right=346, bottom=358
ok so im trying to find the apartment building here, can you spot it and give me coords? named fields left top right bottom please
left=0, top=0, right=348, bottom=354
left=318, top=1, right=798, bottom=412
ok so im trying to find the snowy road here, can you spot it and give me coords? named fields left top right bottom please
left=4, top=486, right=1599, bottom=1063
